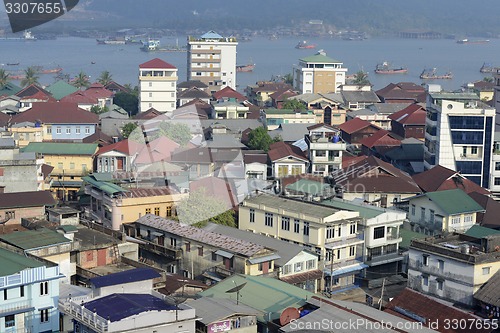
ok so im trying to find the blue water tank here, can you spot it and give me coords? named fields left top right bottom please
left=332, top=135, right=340, bottom=143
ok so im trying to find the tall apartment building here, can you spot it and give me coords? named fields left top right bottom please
left=293, top=50, right=347, bottom=94
left=139, top=58, right=178, bottom=113
left=491, top=72, right=500, bottom=197
left=187, top=31, right=237, bottom=93
left=305, top=123, right=346, bottom=176
left=423, top=84, right=496, bottom=189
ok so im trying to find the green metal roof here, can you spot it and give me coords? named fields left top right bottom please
left=429, top=92, right=479, bottom=100
left=464, top=225, right=500, bottom=239
left=321, top=199, right=386, bottom=219
left=82, top=175, right=127, bottom=196
left=424, top=189, right=484, bottom=215
left=300, top=54, right=341, bottom=63
left=198, top=274, right=317, bottom=322
left=285, top=179, right=329, bottom=196
left=45, top=80, right=79, bottom=100
left=0, top=228, right=71, bottom=250
left=265, top=108, right=312, bottom=115
left=0, top=82, right=22, bottom=96
left=400, top=228, right=427, bottom=249
left=22, top=142, right=98, bottom=156
left=0, top=247, right=44, bottom=276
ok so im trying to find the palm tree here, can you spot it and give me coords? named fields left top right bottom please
left=20, top=66, right=40, bottom=87
left=97, top=71, right=113, bottom=86
left=72, top=71, right=90, bottom=89
left=0, top=69, right=10, bottom=88
left=352, top=70, right=371, bottom=87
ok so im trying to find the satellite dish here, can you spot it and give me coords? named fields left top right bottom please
left=280, top=307, right=300, bottom=326
left=225, top=282, right=247, bottom=294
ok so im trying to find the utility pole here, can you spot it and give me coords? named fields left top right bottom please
left=329, top=249, right=334, bottom=298
left=379, top=278, right=386, bottom=310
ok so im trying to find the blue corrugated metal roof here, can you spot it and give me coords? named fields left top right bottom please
left=89, top=268, right=160, bottom=288
left=201, top=30, right=223, bottom=39
left=83, top=293, right=176, bottom=322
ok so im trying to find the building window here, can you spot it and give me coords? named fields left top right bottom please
left=212, top=252, right=217, bottom=261
left=349, top=246, right=355, bottom=257
left=471, top=146, right=478, bottom=155
left=198, top=247, right=203, bottom=256
left=315, top=150, right=326, bottom=157
left=295, top=262, right=303, bottom=272
left=145, top=208, right=151, bottom=215
left=149, top=82, right=152, bottom=87
left=3, top=289, right=6, bottom=300
left=56, top=126, right=61, bottom=134
left=171, top=92, right=174, bottom=97
left=76, top=127, right=80, bottom=134
left=281, top=216, right=290, bottom=231
left=483, top=267, right=491, bottom=275
left=411, top=204, right=415, bottom=215
left=70, top=162, right=75, bottom=170
left=337, top=226, right=342, bottom=237
left=40, top=281, right=48, bottom=295
left=58, top=162, right=63, bottom=169
left=337, top=249, right=341, bottom=260
left=496, top=162, right=500, bottom=171
left=5, top=211, right=15, bottom=219
left=185, top=242, right=190, bottom=252
left=170, top=237, right=176, bottom=247
left=303, top=222, right=310, bottom=236
left=283, top=264, right=292, bottom=274
left=437, top=280, right=443, bottom=291
left=5, top=314, right=15, bottom=328
left=40, top=309, right=49, bottom=323
left=154, top=207, right=160, bottom=216
left=326, top=226, right=334, bottom=239
left=46, top=126, right=52, bottom=134
left=373, top=226, right=385, bottom=239
left=20, top=285, right=24, bottom=297
left=294, top=219, right=300, bottom=233
left=420, top=207, right=425, bottom=220
left=430, top=210, right=435, bottom=223
left=350, top=224, right=356, bottom=234
left=464, top=214, right=473, bottom=223
left=422, top=255, right=429, bottom=266
left=82, top=164, right=87, bottom=171
left=306, top=259, right=315, bottom=270
left=438, top=259, right=444, bottom=271
left=265, top=213, right=273, bottom=227
left=451, top=216, right=461, bottom=224
left=249, top=209, right=255, bottom=223
left=85, top=127, right=90, bottom=134
left=66, top=127, right=71, bottom=134
left=422, top=275, right=429, bottom=286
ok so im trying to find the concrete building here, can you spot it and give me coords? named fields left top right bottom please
left=406, top=188, right=484, bottom=235
left=407, top=233, right=500, bottom=307
left=293, top=50, right=347, bottom=94
left=0, top=247, right=62, bottom=333
left=0, top=190, right=56, bottom=225
left=264, top=108, right=317, bottom=130
left=139, top=58, right=178, bottom=113
left=0, top=145, right=43, bottom=193
left=187, top=31, right=238, bottom=93
left=305, top=123, right=346, bottom=176
left=239, top=194, right=365, bottom=291
left=423, top=84, right=496, bottom=189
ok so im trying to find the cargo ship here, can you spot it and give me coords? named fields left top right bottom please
left=236, top=63, right=255, bottom=72
left=295, top=40, right=316, bottom=49
left=420, top=68, right=453, bottom=79
left=374, top=62, right=408, bottom=74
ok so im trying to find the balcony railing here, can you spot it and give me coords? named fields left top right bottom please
left=138, top=238, right=183, bottom=260
left=60, top=301, right=109, bottom=333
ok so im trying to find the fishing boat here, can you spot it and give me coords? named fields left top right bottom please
left=236, top=63, right=255, bottom=72
left=140, top=39, right=161, bottom=51
left=374, top=61, right=408, bottom=74
left=480, top=62, right=500, bottom=73
left=295, top=40, right=316, bottom=49
left=40, top=67, right=63, bottom=74
left=6, top=63, right=19, bottom=66
left=457, top=38, right=490, bottom=44
left=420, top=68, right=453, bottom=79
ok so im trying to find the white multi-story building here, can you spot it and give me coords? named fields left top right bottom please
left=305, top=123, right=346, bottom=176
left=187, top=31, right=237, bottom=93
left=139, top=58, right=178, bottom=113
left=293, top=50, right=347, bottom=94
left=0, top=247, right=62, bottom=333
left=423, top=84, right=496, bottom=189
left=491, top=72, right=500, bottom=197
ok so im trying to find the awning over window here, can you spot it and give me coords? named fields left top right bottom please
left=215, top=250, right=234, bottom=259
left=323, top=263, right=368, bottom=277
left=248, top=254, right=281, bottom=264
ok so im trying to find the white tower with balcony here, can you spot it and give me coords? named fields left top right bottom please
left=139, top=58, right=178, bottom=113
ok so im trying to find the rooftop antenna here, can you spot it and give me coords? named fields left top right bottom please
left=225, top=280, right=247, bottom=305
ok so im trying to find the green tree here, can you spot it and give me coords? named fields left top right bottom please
left=0, top=69, right=10, bottom=87
left=114, top=91, right=139, bottom=116
left=20, top=67, right=40, bottom=87
left=121, top=122, right=139, bottom=139
left=283, top=73, right=293, bottom=85
left=72, top=71, right=90, bottom=89
left=176, top=187, right=236, bottom=227
left=352, top=70, right=371, bottom=86
left=155, top=122, right=191, bottom=146
left=123, top=84, right=139, bottom=96
left=281, top=98, right=306, bottom=110
left=483, top=76, right=494, bottom=83
left=247, top=126, right=274, bottom=152
left=97, top=71, right=113, bottom=86
left=90, top=105, right=109, bottom=115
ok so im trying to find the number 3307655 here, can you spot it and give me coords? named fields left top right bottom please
left=5, top=2, right=62, bottom=14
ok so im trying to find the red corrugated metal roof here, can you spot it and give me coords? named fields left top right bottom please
left=338, top=117, right=374, bottom=134
left=388, top=104, right=427, bottom=125
left=213, top=86, right=246, bottom=101
left=139, top=58, right=176, bottom=69
left=360, top=129, right=401, bottom=148
left=268, top=141, right=308, bottom=162
left=12, top=102, right=99, bottom=124
left=412, top=165, right=490, bottom=194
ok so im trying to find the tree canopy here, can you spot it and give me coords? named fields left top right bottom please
left=72, top=71, right=90, bottom=89
left=247, top=126, right=281, bottom=152
left=176, top=187, right=236, bottom=227
left=0, top=69, right=10, bottom=87
left=114, top=91, right=139, bottom=116
left=351, top=71, right=371, bottom=86
left=121, top=122, right=139, bottom=139
left=281, top=98, right=306, bottom=110
left=97, top=71, right=113, bottom=86
left=20, top=67, right=40, bottom=87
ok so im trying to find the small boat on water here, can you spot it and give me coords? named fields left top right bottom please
left=420, top=68, right=453, bottom=80
left=6, top=62, right=19, bottom=66
left=480, top=62, right=500, bottom=73
left=457, top=38, right=490, bottom=44
left=96, top=37, right=126, bottom=45
left=236, top=63, right=255, bottom=72
left=295, top=40, right=316, bottom=49
left=374, top=61, right=408, bottom=74
left=40, top=67, right=63, bottom=74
